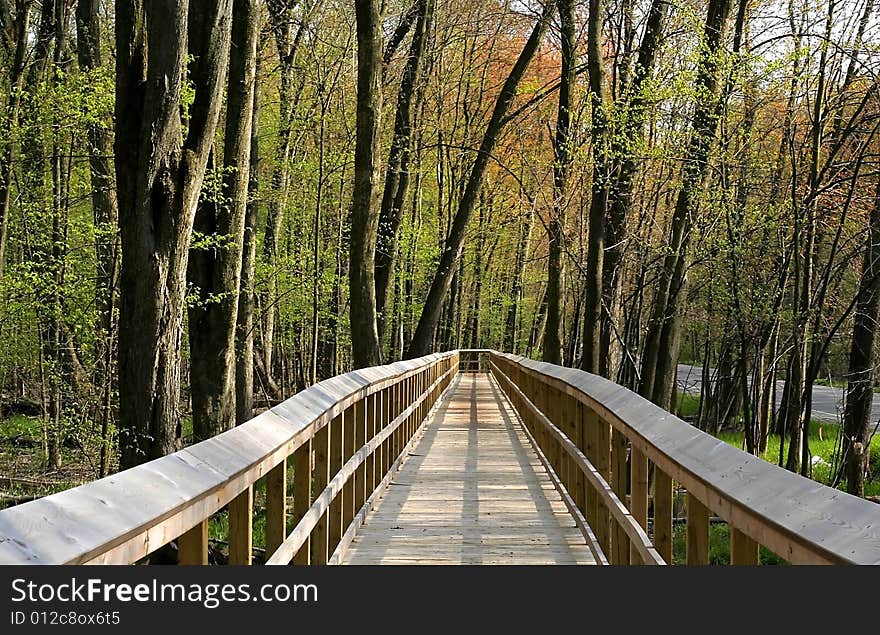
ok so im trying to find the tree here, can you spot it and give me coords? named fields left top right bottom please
left=188, top=0, right=259, bottom=440
left=115, top=1, right=232, bottom=467
left=543, top=0, right=574, bottom=366
left=349, top=0, right=384, bottom=369
left=407, top=1, right=557, bottom=358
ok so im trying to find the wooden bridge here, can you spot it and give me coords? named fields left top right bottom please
left=1, top=350, right=879, bottom=565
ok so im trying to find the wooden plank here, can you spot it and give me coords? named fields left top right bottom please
left=329, top=413, right=344, bottom=554
left=687, top=492, right=710, bottom=565
left=343, top=405, right=356, bottom=533
left=342, top=374, right=595, bottom=565
left=730, top=526, right=760, bottom=565
left=311, top=424, right=330, bottom=565
left=292, top=440, right=311, bottom=565
left=228, top=485, right=253, bottom=565
left=630, top=447, right=648, bottom=564
left=265, top=460, right=287, bottom=557
left=654, top=467, right=673, bottom=564
left=178, top=520, right=208, bottom=565
left=353, top=398, right=367, bottom=518
left=611, top=429, right=630, bottom=565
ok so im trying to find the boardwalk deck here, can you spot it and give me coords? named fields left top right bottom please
left=342, top=373, right=595, bottom=565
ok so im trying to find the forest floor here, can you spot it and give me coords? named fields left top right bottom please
left=0, top=414, right=109, bottom=507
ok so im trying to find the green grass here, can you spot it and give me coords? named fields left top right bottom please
left=673, top=394, right=880, bottom=497
left=0, top=414, right=43, bottom=443
left=675, top=393, right=701, bottom=419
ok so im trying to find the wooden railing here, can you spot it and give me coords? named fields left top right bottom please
left=490, top=352, right=880, bottom=565
left=3, top=348, right=879, bottom=565
left=0, top=352, right=458, bottom=565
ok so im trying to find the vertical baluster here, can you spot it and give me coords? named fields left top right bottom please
left=178, top=520, right=208, bottom=565
left=329, top=413, right=344, bottom=554
left=292, top=439, right=312, bottom=564
left=591, top=409, right=611, bottom=558
left=686, top=493, right=710, bottom=565
left=653, top=467, right=673, bottom=564
left=354, top=397, right=368, bottom=515
left=629, top=447, right=648, bottom=564
left=730, top=527, right=759, bottom=565
left=574, top=401, right=586, bottom=515
left=611, top=429, right=630, bottom=564
left=228, top=485, right=253, bottom=565
left=311, top=424, right=330, bottom=564
left=344, top=403, right=357, bottom=531
left=265, top=459, right=287, bottom=558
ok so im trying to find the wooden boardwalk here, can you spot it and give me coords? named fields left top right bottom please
left=342, top=373, right=595, bottom=565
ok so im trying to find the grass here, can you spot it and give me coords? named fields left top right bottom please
left=675, top=393, right=880, bottom=497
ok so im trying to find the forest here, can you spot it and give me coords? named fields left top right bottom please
left=0, top=0, right=878, bottom=504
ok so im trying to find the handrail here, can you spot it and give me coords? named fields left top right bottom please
left=3, top=348, right=877, bottom=565
left=0, top=352, right=458, bottom=564
left=490, top=352, right=880, bottom=565
left=492, top=360, right=662, bottom=564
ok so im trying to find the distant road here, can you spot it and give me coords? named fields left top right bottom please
left=676, top=364, right=878, bottom=424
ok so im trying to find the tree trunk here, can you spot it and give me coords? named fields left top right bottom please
left=236, top=59, right=261, bottom=426
left=407, top=1, right=556, bottom=357
left=375, top=0, right=434, bottom=341
left=581, top=0, right=610, bottom=374
left=639, top=0, right=733, bottom=409
left=76, top=0, right=120, bottom=476
left=505, top=206, right=533, bottom=354
left=0, top=0, right=30, bottom=279
left=842, top=175, right=880, bottom=496
left=187, top=0, right=258, bottom=441
left=600, top=0, right=668, bottom=373
left=544, top=0, right=574, bottom=366
left=115, top=1, right=232, bottom=468
left=349, top=0, right=384, bottom=369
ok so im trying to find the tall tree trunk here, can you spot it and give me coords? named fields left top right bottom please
left=581, top=0, right=610, bottom=374
left=375, top=0, right=434, bottom=341
left=115, top=1, right=233, bottom=468
left=842, top=174, right=880, bottom=496
left=349, top=0, right=384, bottom=369
left=505, top=206, right=533, bottom=353
left=0, top=0, right=30, bottom=279
left=639, top=0, right=733, bottom=409
left=261, top=0, right=309, bottom=385
left=544, top=0, right=574, bottom=365
left=188, top=0, right=258, bottom=441
left=236, top=60, right=261, bottom=426
left=76, top=0, right=120, bottom=476
left=407, top=1, right=556, bottom=357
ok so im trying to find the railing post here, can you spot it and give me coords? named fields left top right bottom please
left=367, top=393, right=378, bottom=492
left=311, top=423, right=330, bottom=565
left=228, top=485, right=253, bottom=565
left=265, top=459, right=287, bottom=557
left=329, top=413, right=344, bottom=555
left=178, top=520, right=208, bottom=565
left=730, top=527, right=759, bottom=565
left=574, top=401, right=587, bottom=516
left=653, top=468, right=673, bottom=564
left=590, top=408, right=611, bottom=558
left=686, top=492, right=710, bottom=565
left=611, top=429, right=630, bottom=564
left=629, top=447, right=648, bottom=564
left=292, top=439, right=312, bottom=564
left=344, top=403, right=357, bottom=531
left=354, top=397, right=367, bottom=516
